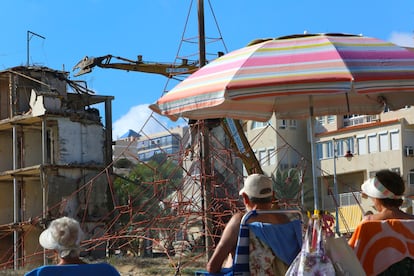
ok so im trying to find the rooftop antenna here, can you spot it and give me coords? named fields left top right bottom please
left=26, top=30, right=46, bottom=66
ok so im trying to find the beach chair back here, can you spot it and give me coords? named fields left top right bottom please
left=195, top=209, right=303, bottom=276
left=348, top=219, right=414, bottom=276
left=232, top=209, right=303, bottom=276
left=24, top=262, right=120, bottom=276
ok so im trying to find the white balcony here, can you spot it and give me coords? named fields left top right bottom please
left=343, top=115, right=379, bottom=127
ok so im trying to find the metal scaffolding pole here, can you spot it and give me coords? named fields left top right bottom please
left=197, top=0, right=213, bottom=262
left=12, top=125, right=19, bottom=269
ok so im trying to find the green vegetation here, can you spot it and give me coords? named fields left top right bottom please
left=272, top=168, right=313, bottom=211
left=113, top=158, right=134, bottom=169
left=113, top=153, right=182, bottom=222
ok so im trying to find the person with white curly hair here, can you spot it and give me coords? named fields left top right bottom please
left=39, top=216, right=87, bottom=265
left=25, top=216, right=120, bottom=275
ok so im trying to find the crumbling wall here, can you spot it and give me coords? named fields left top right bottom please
left=45, top=167, right=110, bottom=220
left=57, top=118, right=105, bottom=165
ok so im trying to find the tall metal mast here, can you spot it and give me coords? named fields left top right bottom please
left=197, top=0, right=213, bottom=262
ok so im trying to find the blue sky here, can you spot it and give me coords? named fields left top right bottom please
left=1, top=0, right=413, bottom=138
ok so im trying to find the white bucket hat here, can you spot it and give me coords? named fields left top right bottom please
left=39, top=217, right=84, bottom=258
left=239, top=174, right=273, bottom=198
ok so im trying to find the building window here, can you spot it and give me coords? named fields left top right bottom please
left=379, top=132, right=390, bottom=152
left=268, top=148, right=276, bottom=165
left=289, top=120, right=297, bottom=128
left=327, top=115, right=335, bottom=124
left=258, top=149, right=267, bottom=166
left=379, top=132, right=389, bottom=152
left=345, top=137, right=354, bottom=154
left=335, top=137, right=355, bottom=157
left=326, top=141, right=333, bottom=158
left=316, top=116, right=325, bottom=125
left=390, top=130, right=400, bottom=150
left=317, top=143, right=323, bottom=160
left=368, top=134, right=377, bottom=153
left=357, top=136, right=367, bottom=155
left=391, top=167, right=401, bottom=174
left=251, top=121, right=271, bottom=129
left=408, top=170, right=414, bottom=186
left=317, top=141, right=336, bottom=159
left=279, top=120, right=287, bottom=129
left=335, top=139, right=344, bottom=157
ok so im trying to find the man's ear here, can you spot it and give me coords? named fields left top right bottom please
left=241, top=193, right=249, bottom=204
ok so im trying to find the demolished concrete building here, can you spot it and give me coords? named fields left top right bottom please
left=0, top=66, right=114, bottom=268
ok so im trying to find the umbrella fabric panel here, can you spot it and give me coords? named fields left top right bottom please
left=226, top=35, right=414, bottom=98
left=151, top=33, right=414, bottom=121
left=152, top=92, right=384, bottom=122
left=151, top=99, right=275, bottom=122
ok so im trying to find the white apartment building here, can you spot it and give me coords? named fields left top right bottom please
left=316, top=107, right=414, bottom=233
left=245, top=114, right=311, bottom=174
left=246, top=107, right=414, bottom=234
left=136, top=125, right=189, bottom=162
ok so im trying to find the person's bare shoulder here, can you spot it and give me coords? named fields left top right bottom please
left=227, top=212, right=243, bottom=229
left=362, top=213, right=383, bottom=221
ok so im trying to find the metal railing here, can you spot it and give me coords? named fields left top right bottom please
left=343, top=115, right=379, bottom=127
left=325, top=192, right=362, bottom=209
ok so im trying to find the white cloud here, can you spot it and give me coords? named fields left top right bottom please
left=112, top=104, right=169, bottom=140
left=389, top=32, right=414, bottom=47
left=112, top=103, right=189, bottom=140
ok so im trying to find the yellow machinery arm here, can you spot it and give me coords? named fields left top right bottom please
left=72, top=55, right=199, bottom=77
left=73, top=54, right=263, bottom=174
left=220, top=118, right=263, bottom=175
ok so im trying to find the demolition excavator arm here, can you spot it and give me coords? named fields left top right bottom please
left=73, top=54, right=262, bottom=174
left=72, top=55, right=199, bottom=78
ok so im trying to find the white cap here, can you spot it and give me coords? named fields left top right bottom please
left=239, top=174, right=273, bottom=198
left=39, top=217, right=83, bottom=258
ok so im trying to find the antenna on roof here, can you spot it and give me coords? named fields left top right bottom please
left=27, top=30, right=46, bottom=67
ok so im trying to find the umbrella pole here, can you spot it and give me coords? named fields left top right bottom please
left=309, top=109, right=319, bottom=212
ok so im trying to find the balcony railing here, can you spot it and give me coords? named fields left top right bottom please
left=343, top=115, right=379, bottom=127
left=324, top=191, right=362, bottom=209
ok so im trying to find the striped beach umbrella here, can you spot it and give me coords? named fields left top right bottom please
left=150, top=33, right=414, bottom=211
left=150, top=33, right=414, bottom=121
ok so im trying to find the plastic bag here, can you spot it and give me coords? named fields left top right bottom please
left=325, top=236, right=366, bottom=276
left=285, top=215, right=335, bottom=276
